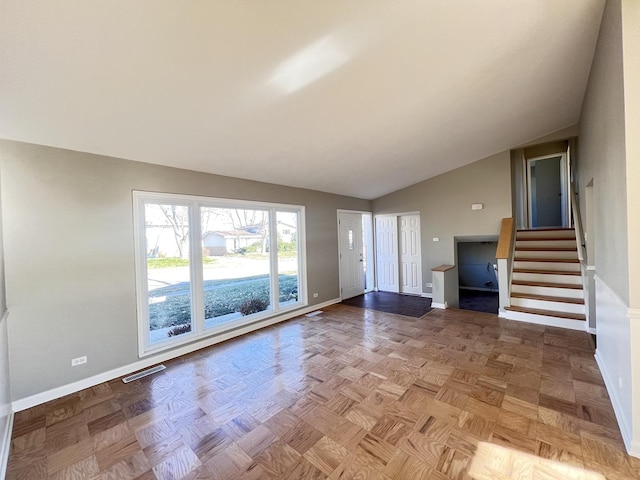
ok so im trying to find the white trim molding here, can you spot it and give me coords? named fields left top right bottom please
left=627, top=307, right=640, bottom=320
left=431, top=302, right=446, bottom=309
left=595, top=351, right=634, bottom=454
left=0, top=412, right=13, bottom=480
left=421, top=293, right=433, bottom=299
left=0, top=310, right=12, bottom=480
left=592, top=275, right=638, bottom=457
left=12, top=298, right=340, bottom=412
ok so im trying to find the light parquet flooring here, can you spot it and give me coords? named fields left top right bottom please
left=7, top=305, right=640, bottom=479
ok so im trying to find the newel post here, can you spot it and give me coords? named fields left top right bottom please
left=431, top=265, right=458, bottom=309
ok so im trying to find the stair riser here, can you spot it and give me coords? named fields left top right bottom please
left=510, top=297, right=585, bottom=314
left=512, top=272, right=583, bottom=284
left=516, top=230, right=576, bottom=239
left=514, top=250, right=578, bottom=260
left=511, top=284, right=584, bottom=299
left=516, top=240, right=577, bottom=249
left=502, top=310, right=586, bottom=331
left=513, top=261, right=581, bottom=272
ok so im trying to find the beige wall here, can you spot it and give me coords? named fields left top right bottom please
left=0, top=140, right=370, bottom=401
left=578, top=0, right=640, bottom=455
left=372, top=151, right=512, bottom=292
left=578, top=0, right=628, bottom=304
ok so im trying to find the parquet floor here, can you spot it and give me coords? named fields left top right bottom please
left=7, top=305, right=640, bottom=479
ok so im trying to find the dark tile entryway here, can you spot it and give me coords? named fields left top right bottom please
left=340, top=291, right=432, bottom=317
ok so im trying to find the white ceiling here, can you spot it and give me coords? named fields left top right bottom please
left=0, top=1, right=605, bottom=200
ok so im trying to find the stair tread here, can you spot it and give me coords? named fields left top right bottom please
left=517, top=228, right=575, bottom=232
left=513, top=268, right=581, bottom=276
left=512, top=280, right=583, bottom=290
left=514, top=257, right=580, bottom=263
left=511, top=292, right=584, bottom=304
left=505, top=305, right=586, bottom=321
left=516, top=237, right=577, bottom=241
left=515, top=247, right=577, bottom=252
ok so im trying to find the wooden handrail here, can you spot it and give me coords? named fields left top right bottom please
left=570, top=185, right=585, bottom=263
left=496, top=217, right=515, bottom=259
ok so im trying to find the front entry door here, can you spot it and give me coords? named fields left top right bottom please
left=338, top=212, right=364, bottom=299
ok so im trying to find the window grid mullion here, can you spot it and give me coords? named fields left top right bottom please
left=269, top=208, right=279, bottom=312
left=190, top=202, right=205, bottom=335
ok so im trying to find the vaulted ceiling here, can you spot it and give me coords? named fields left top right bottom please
left=0, top=1, right=605, bottom=199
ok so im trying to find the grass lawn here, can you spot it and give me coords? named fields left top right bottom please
left=148, top=273, right=298, bottom=331
left=147, top=257, right=218, bottom=269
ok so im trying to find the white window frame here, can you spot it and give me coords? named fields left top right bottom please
left=133, top=191, right=307, bottom=357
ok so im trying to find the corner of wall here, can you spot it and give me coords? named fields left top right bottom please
left=0, top=310, right=13, bottom=479
left=0, top=412, right=13, bottom=480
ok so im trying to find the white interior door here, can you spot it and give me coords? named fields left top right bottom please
left=375, top=216, right=399, bottom=293
left=399, top=215, right=422, bottom=294
left=338, top=212, right=364, bottom=299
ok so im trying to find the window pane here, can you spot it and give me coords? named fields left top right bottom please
left=201, top=207, right=271, bottom=329
left=145, top=203, right=192, bottom=344
left=277, top=211, right=299, bottom=306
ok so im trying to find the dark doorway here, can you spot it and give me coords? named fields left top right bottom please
left=528, top=155, right=563, bottom=228
left=457, top=241, right=499, bottom=314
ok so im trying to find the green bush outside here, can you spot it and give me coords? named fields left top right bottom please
left=149, top=274, right=298, bottom=330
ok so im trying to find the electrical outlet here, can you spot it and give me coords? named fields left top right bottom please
left=71, top=356, right=87, bottom=367
left=426, top=282, right=433, bottom=288
left=313, top=292, right=319, bottom=298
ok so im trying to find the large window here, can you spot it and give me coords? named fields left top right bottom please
left=134, top=192, right=305, bottom=355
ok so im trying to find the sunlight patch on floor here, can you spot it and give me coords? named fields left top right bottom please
left=469, top=442, right=605, bottom=480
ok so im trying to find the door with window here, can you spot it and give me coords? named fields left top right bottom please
left=338, top=212, right=365, bottom=299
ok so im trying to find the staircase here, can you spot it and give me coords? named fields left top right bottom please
left=504, top=228, right=586, bottom=330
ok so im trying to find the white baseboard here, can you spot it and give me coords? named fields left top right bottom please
left=12, top=298, right=341, bottom=412
left=595, top=350, right=634, bottom=454
left=431, top=302, right=446, bottom=309
left=631, top=439, right=640, bottom=459
left=421, top=293, right=433, bottom=299
left=0, top=411, right=13, bottom=480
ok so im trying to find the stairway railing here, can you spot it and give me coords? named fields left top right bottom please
left=570, top=183, right=592, bottom=328
left=570, top=183, right=586, bottom=264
